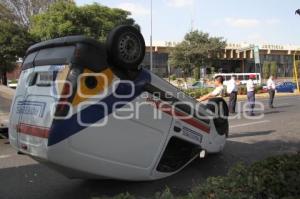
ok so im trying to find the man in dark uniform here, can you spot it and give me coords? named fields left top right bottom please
left=227, top=75, right=238, bottom=114
left=247, top=74, right=256, bottom=116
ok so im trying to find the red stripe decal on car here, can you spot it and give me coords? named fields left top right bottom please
left=17, top=123, right=50, bottom=138
left=155, top=102, right=210, bottom=133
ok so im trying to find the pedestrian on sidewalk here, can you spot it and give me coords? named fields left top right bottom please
left=246, top=74, right=256, bottom=116
left=267, top=75, right=276, bottom=108
left=227, top=75, right=238, bottom=114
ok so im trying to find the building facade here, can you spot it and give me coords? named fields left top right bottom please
left=141, top=42, right=300, bottom=78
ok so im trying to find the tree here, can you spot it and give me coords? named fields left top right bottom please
left=0, top=0, right=67, bottom=27
left=30, top=1, right=139, bottom=42
left=262, top=61, right=270, bottom=79
left=193, top=66, right=200, bottom=80
left=270, top=61, right=278, bottom=77
left=0, top=3, right=16, bottom=21
left=169, top=30, right=226, bottom=78
left=0, top=19, right=32, bottom=85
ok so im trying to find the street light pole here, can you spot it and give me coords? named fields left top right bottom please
left=293, top=52, right=300, bottom=93
left=150, top=0, right=153, bottom=72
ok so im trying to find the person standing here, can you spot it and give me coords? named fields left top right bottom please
left=246, top=74, right=256, bottom=116
left=198, top=75, right=224, bottom=102
left=267, top=75, right=276, bottom=108
left=227, top=75, right=238, bottom=114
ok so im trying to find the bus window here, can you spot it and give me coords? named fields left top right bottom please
left=245, top=75, right=249, bottom=80
left=238, top=75, right=243, bottom=81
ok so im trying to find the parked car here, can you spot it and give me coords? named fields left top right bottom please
left=188, top=81, right=214, bottom=89
left=276, top=82, right=296, bottom=93
left=7, top=79, right=18, bottom=89
left=0, top=114, right=9, bottom=138
left=261, top=83, right=268, bottom=93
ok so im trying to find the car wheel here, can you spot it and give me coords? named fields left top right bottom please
left=206, top=98, right=229, bottom=137
left=106, top=25, right=145, bottom=71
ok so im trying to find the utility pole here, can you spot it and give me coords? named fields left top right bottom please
left=150, top=0, right=153, bottom=71
left=293, top=52, right=300, bottom=93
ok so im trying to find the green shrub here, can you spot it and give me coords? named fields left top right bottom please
left=10, top=79, right=18, bottom=84
left=108, top=154, right=300, bottom=199
left=270, top=61, right=278, bottom=78
left=185, top=88, right=214, bottom=98
left=190, top=154, right=300, bottom=199
left=238, top=85, right=247, bottom=95
left=193, top=67, right=200, bottom=81
left=255, top=85, right=263, bottom=94
left=170, top=75, right=177, bottom=81
left=263, top=61, right=270, bottom=79
left=237, top=85, right=263, bottom=95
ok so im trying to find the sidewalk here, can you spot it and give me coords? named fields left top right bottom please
left=0, top=85, right=15, bottom=100
left=235, top=92, right=299, bottom=101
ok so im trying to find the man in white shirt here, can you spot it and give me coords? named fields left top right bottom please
left=227, top=75, right=238, bottom=113
left=246, top=74, right=256, bottom=116
left=198, top=75, right=224, bottom=102
left=267, top=75, right=276, bottom=108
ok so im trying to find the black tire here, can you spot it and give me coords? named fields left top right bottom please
left=206, top=98, right=229, bottom=137
left=106, top=25, right=145, bottom=71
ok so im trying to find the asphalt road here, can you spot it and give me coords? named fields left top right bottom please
left=0, top=95, right=300, bottom=199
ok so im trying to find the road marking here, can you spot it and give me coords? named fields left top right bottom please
left=230, top=120, right=270, bottom=129
left=0, top=154, right=13, bottom=159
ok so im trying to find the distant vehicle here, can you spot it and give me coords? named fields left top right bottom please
left=0, top=114, right=9, bottom=138
left=188, top=81, right=214, bottom=89
left=214, top=73, right=261, bottom=86
left=276, top=81, right=296, bottom=93
left=7, top=80, right=18, bottom=89
left=261, top=83, right=268, bottom=93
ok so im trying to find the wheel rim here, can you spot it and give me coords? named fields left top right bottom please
left=118, top=32, right=142, bottom=63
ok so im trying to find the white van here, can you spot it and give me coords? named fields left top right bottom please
left=9, top=26, right=229, bottom=181
left=215, top=73, right=261, bottom=86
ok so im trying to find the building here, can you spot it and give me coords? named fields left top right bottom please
left=142, top=45, right=170, bottom=77
left=5, top=44, right=300, bottom=82
left=141, top=42, right=300, bottom=78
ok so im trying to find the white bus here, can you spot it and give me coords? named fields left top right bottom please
left=214, top=73, right=261, bottom=86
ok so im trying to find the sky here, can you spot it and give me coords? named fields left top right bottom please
left=75, top=0, right=300, bottom=46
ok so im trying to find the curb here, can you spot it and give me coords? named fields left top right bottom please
left=224, top=92, right=299, bottom=101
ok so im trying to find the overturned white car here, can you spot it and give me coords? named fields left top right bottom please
left=9, top=25, right=229, bottom=181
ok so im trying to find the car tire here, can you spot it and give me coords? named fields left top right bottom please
left=206, top=98, right=229, bottom=137
left=106, top=25, right=145, bottom=71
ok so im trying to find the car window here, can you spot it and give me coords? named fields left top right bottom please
left=238, top=75, right=243, bottom=80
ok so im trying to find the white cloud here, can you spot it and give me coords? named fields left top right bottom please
left=165, top=0, right=194, bottom=8
left=225, top=18, right=260, bottom=28
left=223, top=17, right=281, bottom=29
left=116, top=2, right=150, bottom=16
